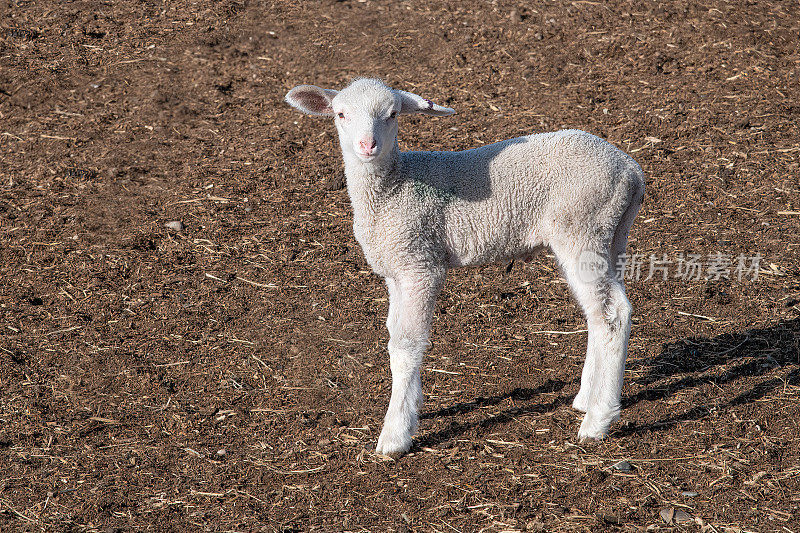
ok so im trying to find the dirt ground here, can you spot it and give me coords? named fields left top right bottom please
left=1, top=0, right=799, bottom=531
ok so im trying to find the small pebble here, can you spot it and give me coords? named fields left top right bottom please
left=611, top=460, right=632, bottom=472
left=660, top=507, right=692, bottom=524
left=164, top=220, right=185, bottom=231
left=526, top=520, right=544, bottom=532
left=216, top=449, right=226, bottom=457
left=682, top=490, right=698, bottom=497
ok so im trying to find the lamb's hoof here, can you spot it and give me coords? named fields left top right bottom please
left=577, top=409, right=618, bottom=441
left=577, top=428, right=606, bottom=443
left=376, top=429, right=412, bottom=458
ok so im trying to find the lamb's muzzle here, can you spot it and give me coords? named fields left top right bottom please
left=286, top=78, right=645, bottom=457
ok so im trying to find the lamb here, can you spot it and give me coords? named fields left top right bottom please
left=285, top=78, right=645, bottom=457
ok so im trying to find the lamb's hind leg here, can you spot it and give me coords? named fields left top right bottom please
left=574, top=185, right=641, bottom=414
left=554, top=244, right=632, bottom=440
left=376, top=272, right=444, bottom=457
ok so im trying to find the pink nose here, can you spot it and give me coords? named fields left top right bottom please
left=358, top=138, right=377, bottom=155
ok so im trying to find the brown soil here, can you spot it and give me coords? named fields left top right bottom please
left=1, top=0, right=799, bottom=531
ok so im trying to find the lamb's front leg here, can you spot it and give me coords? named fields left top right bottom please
left=376, top=273, right=444, bottom=457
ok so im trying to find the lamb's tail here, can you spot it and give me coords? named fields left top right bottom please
left=610, top=165, right=645, bottom=267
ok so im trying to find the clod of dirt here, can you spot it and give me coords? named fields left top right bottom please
left=83, top=24, right=106, bottom=39
left=600, top=513, right=621, bottom=525
left=611, top=460, right=633, bottom=472
left=164, top=221, right=185, bottom=231
left=587, top=469, right=608, bottom=485
left=214, top=81, right=233, bottom=95
left=3, top=26, right=39, bottom=40
left=64, top=167, right=98, bottom=180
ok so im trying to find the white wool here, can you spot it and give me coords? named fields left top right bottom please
left=287, top=78, right=645, bottom=456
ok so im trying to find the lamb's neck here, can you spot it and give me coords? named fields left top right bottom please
left=343, top=148, right=401, bottom=223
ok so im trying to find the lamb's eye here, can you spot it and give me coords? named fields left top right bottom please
left=337, top=112, right=345, bottom=119
left=388, top=111, right=398, bottom=119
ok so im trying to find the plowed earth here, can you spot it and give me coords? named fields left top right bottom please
left=1, top=0, right=799, bottom=531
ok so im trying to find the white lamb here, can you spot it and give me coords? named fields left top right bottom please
left=286, top=78, right=644, bottom=457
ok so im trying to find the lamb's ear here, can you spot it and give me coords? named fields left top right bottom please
left=396, top=90, right=455, bottom=116
left=285, top=85, right=339, bottom=116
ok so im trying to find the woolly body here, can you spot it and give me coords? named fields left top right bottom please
left=347, top=130, right=640, bottom=277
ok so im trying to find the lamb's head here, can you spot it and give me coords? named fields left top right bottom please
left=286, top=78, right=454, bottom=164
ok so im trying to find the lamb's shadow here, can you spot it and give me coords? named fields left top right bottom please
left=414, top=318, right=799, bottom=448
left=414, top=378, right=574, bottom=450
left=615, top=317, right=799, bottom=436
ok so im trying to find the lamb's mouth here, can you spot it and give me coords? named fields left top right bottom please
left=356, top=152, right=378, bottom=162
